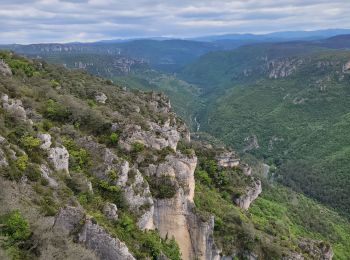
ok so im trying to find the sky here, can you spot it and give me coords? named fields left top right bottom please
left=1, top=0, right=350, bottom=44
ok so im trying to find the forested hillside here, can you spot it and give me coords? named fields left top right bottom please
left=1, top=51, right=349, bottom=259
left=181, top=43, right=350, bottom=217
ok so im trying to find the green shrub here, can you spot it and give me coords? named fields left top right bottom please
left=49, top=79, right=60, bottom=88
left=62, top=137, right=90, bottom=171
left=7, top=59, right=36, bottom=77
left=87, top=99, right=97, bottom=108
left=119, top=214, right=135, bottom=232
left=109, top=132, right=119, bottom=144
left=42, top=119, right=54, bottom=131
left=147, top=175, right=177, bottom=199
left=0, top=210, right=30, bottom=243
left=40, top=195, right=58, bottom=216
left=42, top=99, right=71, bottom=122
left=132, top=142, right=145, bottom=153
left=15, top=154, right=28, bottom=171
left=20, top=135, right=41, bottom=151
left=95, top=180, right=125, bottom=207
left=25, top=164, right=41, bottom=182
left=107, top=169, right=118, bottom=181
left=195, top=169, right=211, bottom=186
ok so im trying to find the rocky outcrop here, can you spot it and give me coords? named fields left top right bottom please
left=298, top=239, right=333, bottom=260
left=268, top=58, right=303, bottom=79
left=119, top=122, right=180, bottom=151
left=40, top=164, right=58, bottom=188
left=144, top=152, right=197, bottom=202
left=187, top=214, right=221, bottom=260
left=78, top=218, right=135, bottom=260
left=121, top=169, right=154, bottom=230
left=216, top=151, right=240, bottom=168
left=153, top=191, right=194, bottom=259
left=0, top=136, right=8, bottom=167
left=53, top=206, right=85, bottom=236
left=243, top=135, right=259, bottom=152
left=37, top=133, right=52, bottom=150
left=53, top=206, right=135, bottom=260
left=0, top=148, right=8, bottom=167
left=233, top=179, right=262, bottom=210
left=95, top=92, right=107, bottom=104
left=0, top=59, right=12, bottom=76
left=103, top=202, right=118, bottom=220
left=342, top=60, right=350, bottom=73
left=149, top=92, right=172, bottom=114
left=48, top=146, right=69, bottom=173
left=240, top=163, right=252, bottom=176
left=1, top=94, right=27, bottom=120
left=147, top=151, right=221, bottom=260
left=77, top=137, right=154, bottom=230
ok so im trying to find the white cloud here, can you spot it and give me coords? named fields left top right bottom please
left=0, top=0, right=350, bottom=43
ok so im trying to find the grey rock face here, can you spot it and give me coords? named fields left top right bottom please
left=268, top=58, right=304, bottom=79
left=233, top=179, right=262, bottom=210
left=95, top=92, right=107, bottom=104
left=78, top=218, right=136, bottom=260
left=53, top=206, right=84, bottom=235
left=0, top=148, right=8, bottom=167
left=342, top=60, right=350, bottom=73
left=48, top=146, right=69, bottom=173
left=121, top=169, right=154, bottom=230
left=298, top=239, right=333, bottom=260
left=1, top=94, right=27, bottom=120
left=40, top=164, right=58, bottom=188
left=187, top=214, right=221, bottom=260
left=240, top=164, right=252, bottom=176
left=0, top=136, right=8, bottom=167
left=0, top=59, right=12, bottom=76
left=77, top=137, right=153, bottom=230
left=144, top=152, right=197, bottom=201
left=119, top=122, right=180, bottom=151
left=243, top=135, right=259, bottom=152
left=37, top=133, right=52, bottom=150
left=149, top=151, right=222, bottom=260
left=103, top=202, right=118, bottom=221
left=216, top=151, right=240, bottom=168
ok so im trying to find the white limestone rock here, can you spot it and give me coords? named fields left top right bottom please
left=0, top=148, right=8, bottom=167
left=243, top=135, right=259, bottom=152
left=0, top=59, right=12, bottom=76
left=95, top=92, right=107, bottom=104
left=121, top=169, right=154, bottom=230
left=144, top=152, right=197, bottom=202
left=78, top=218, right=136, bottom=260
left=1, top=94, right=27, bottom=121
left=233, top=179, right=262, bottom=210
left=268, top=58, right=303, bottom=79
left=37, top=133, right=52, bottom=150
left=342, top=60, right=350, bottom=73
left=119, top=122, right=180, bottom=151
left=53, top=206, right=85, bottom=236
left=240, top=164, right=252, bottom=176
left=216, top=151, right=240, bottom=168
left=48, top=146, right=69, bottom=173
left=103, top=202, right=118, bottom=221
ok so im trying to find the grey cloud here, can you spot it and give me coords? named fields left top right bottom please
left=0, top=0, right=350, bottom=43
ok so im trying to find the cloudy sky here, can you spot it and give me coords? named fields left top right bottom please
left=1, top=0, right=350, bottom=44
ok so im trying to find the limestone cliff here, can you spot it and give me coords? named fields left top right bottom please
left=233, top=179, right=262, bottom=210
